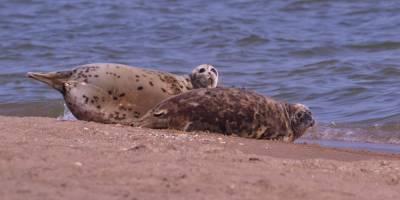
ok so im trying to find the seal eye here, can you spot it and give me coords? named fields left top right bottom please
left=210, top=68, right=217, bottom=75
left=153, top=109, right=167, bottom=117
left=199, top=68, right=206, bottom=73
left=296, top=112, right=304, bottom=119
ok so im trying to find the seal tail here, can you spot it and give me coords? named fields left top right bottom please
left=27, top=70, right=72, bottom=93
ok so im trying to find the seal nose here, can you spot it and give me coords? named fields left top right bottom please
left=310, top=119, right=315, bottom=127
left=303, top=112, right=314, bottom=127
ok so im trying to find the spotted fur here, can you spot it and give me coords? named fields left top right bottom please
left=27, top=63, right=219, bottom=124
left=134, top=87, right=314, bottom=142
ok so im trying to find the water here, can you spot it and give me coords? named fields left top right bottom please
left=1, top=0, right=400, bottom=150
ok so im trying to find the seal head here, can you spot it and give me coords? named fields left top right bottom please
left=190, top=64, right=218, bottom=88
left=284, top=103, right=315, bottom=141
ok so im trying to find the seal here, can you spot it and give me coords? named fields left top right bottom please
left=134, top=87, right=314, bottom=142
left=27, top=63, right=218, bottom=124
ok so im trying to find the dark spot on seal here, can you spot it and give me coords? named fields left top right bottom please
left=82, top=95, right=89, bottom=104
left=113, top=96, right=118, bottom=100
left=249, top=157, right=260, bottom=161
left=94, top=75, right=99, bottom=78
left=161, top=88, right=166, bottom=93
left=136, top=79, right=139, bottom=82
left=119, top=93, right=125, bottom=97
left=149, top=81, right=154, bottom=86
left=136, top=75, right=140, bottom=78
left=133, top=111, right=141, bottom=118
left=117, top=75, right=121, bottom=78
left=88, top=75, right=92, bottom=77
left=108, top=90, right=112, bottom=95
left=158, top=75, right=165, bottom=82
left=97, top=105, right=101, bottom=109
left=90, top=100, right=94, bottom=104
left=83, top=79, right=88, bottom=83
left=137, top=86, right=143, bottom=90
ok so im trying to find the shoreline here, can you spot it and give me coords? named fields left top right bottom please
left=297, top=138, right=400, bottom=154
left=1, top=116, right=399, bottom=199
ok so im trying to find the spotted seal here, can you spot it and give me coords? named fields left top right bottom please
left=134, top=87, right=314, bottom=142
left=27, top=63, right=218, bottom=124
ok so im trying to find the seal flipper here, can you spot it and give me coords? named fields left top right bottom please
left=27, top=70, right=72, bottom=93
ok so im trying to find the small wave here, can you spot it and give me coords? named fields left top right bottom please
left=236, top=35, right=269, bottom=46
left=303, top=122, right=400, bottom=145
left=60, top=4, right=77, bottom=10
left=345, top=41, right=400, bottom=52
left=280, top=0, right=328, bottom=12
left=290, top=45, right=342, bottom=57
left=288, top=59, right=339, bottom=76
left=378, top=66, right=400, bottom=77
left=344, top=5, right=400, bottom=16
left=297, top=138, right=400, bottom=153
left=57, top=103, right=77, bottom=121
left=13, top=42, right=53, bottom=51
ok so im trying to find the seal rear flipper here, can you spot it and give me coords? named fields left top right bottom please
left=27, top=70, right=72, bottom=93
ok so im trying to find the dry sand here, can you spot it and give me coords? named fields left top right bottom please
left=0, top=116, right=399, bottom=200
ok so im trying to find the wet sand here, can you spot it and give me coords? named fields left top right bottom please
left=0, top=116, right=399, bottom=200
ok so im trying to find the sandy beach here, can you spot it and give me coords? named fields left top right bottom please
left=0, top=115, right=399, bottom=200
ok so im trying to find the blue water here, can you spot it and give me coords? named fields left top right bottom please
left=1, top=0, right=400, bottom=147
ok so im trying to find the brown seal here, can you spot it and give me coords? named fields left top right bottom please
left=134, top=87, right=314, bottom=142
left=27, top=63, right=218, bottom=124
